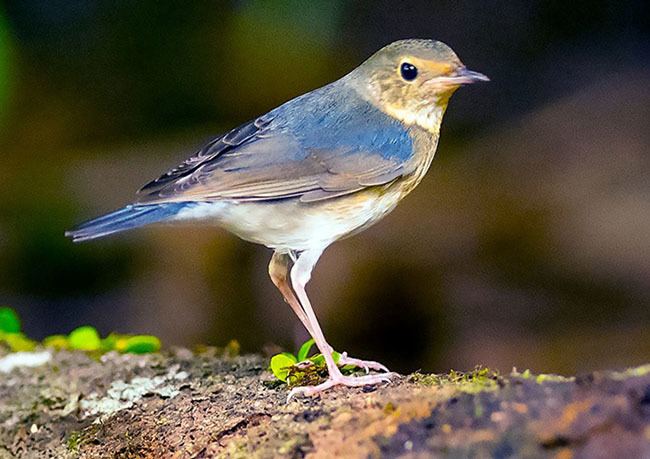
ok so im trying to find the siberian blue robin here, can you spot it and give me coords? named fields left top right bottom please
left=67, top=39, right=488, bottom=398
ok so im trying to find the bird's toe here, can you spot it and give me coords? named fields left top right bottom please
left=338, top=352, right=390, bottom=373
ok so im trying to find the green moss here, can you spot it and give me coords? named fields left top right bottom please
left=43, top=334, right=69, bottom=350
left=66, top=425, right=100, bottom=453
left=0, top=331, right=37, bottom=351
left=610, top=364, right=650, bottom=380
left=66, top=430, right=82, bottom=451
left=517, top=369, right=533, bottom=379
left=286, top=361, right=329, bottom=388
left=534, top=373, right=573, bottom=383
left=408, top=366, right=500, bottom=394
left=511, top=368, right=574, bottom=384
left=407, top=372, right=439, bottom=386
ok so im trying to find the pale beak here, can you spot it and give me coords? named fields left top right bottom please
left=429, top=67, right=490, bottom=86
left=453, top=67, right=490, bottom=84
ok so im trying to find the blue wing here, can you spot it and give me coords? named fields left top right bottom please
left=137, top=83, right=415, bottom=204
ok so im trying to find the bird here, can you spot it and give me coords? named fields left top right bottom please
left=66, top=39, right=488, bottom=399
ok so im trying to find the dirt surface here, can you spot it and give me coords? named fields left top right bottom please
left=0, top=348, right=648, bottom=458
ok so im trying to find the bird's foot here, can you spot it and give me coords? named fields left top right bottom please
left=287, top=371, right=398, bottom=400
left=337, top=352, right=390, bottom=374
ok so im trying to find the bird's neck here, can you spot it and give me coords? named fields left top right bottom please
left=383, top=102, right=448, bottom=135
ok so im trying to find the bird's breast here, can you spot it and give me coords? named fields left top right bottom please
left=395, top=125, right=440, bottom=199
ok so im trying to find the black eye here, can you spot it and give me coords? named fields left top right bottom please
left=400, top=62, right=418, bottom=81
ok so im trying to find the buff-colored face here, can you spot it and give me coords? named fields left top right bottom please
left=352, top=39, right=488, bottom=132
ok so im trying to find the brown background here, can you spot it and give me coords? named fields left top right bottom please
left=0, top=0, right=648, bottom=375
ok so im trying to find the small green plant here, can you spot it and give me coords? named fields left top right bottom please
left=269, top=339, right=357, bottom=387
left=270, top=353, right=299, bottom=382
left=0, top=306, right=161, bottom=355
left=111, top=334, right=161, bottom=354
left=57, top=327, right=162, bottom=354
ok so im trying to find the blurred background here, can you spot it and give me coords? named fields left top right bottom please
left=0, top=0, right=648, bottom=375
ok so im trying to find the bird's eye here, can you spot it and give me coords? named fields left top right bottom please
left=400, top=62, right=418, bottom=81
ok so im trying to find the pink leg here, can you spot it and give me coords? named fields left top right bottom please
left=268, top=251, right=316, bottom=337
left=285, top=248, right=397, bottom=399
left=270, top=251, right=389, bottom=373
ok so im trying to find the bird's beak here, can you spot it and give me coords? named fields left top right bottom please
left=429, top=67, right=490, bottom=86
left=452, top=67, right=489, bottom=84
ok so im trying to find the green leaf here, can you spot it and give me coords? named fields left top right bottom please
left=309, top=353, right=324, bottom=366
left=297, top=338, right=315, bottom=362
left=270, top=353, right=297, bottom=382
left=68, top=326, right=101, bottom=351
left=0, top=307, right=20, bottom=333
left=309, top=350, right=341, bottom=366
left=122, top=335, right=161, bottom=354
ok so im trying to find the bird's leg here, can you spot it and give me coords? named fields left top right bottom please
left=268, top=251, right=316, bottom=338
left=270, top=251, right=387, bottom=372
left=286, top=248, right=396, bottom=399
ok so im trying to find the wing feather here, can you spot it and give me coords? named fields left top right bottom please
left=136, top=89, right=414, bottom=204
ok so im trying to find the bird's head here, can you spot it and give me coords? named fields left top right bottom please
left=349, top=39, right=488, bottom=133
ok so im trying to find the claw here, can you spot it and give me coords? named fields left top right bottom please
left=287, top=372, right=399, bottom=401
left=338, top=352, right=390, bottom=374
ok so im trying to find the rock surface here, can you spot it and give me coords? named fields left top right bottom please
left=0, top=349, right=648, bottom=458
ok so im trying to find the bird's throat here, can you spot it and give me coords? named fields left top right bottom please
left=382, top=102, right=447, bottom=136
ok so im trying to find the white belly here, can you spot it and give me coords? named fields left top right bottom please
left=173, top=190, right=401, bottom=252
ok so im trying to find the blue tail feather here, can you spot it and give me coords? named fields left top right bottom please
left=66, top=203, right=188, bottom=242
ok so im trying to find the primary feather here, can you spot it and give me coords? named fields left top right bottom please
left=65, top=204, right=189, bottom=242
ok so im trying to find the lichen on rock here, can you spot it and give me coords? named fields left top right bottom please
left=80, top=365, right=188, bottom=418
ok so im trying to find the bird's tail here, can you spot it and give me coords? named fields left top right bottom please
left=65, top=203, right=187, bottom=242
